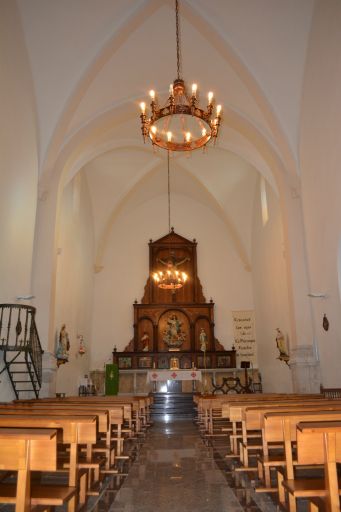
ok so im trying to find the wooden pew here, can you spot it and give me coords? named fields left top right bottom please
left=0, top=414, right=96, bottom=511
left=298, top=421, right=341, bottom=512
left=199, top=394, right=324, bottom=438
left=0, top=405, right=112, bottom=492
left=283, top=421, right=341, bottom=512
left=249, top=403, right=341, bottom=489
left=262, top=410, right=341, bottom=511
left=226, top=397, right=331, bottom=460
left=17, top=395, right=145, bottom=438
left=238, top=401, right=341, bottom=471
left=0, top=427, right=76, bottom=512
left=13, top=400, right=127, bottom=462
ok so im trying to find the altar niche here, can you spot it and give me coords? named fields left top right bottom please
left=114, top=229, right=236, bottom=371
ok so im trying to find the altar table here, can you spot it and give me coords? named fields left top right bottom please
left=147, top=369, right=202, bottom=392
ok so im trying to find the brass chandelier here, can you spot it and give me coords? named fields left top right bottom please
left=139, top=0, right=222, bottom=152
left=152, top=152, right=188, bottom=290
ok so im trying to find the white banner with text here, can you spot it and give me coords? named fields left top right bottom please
left=232, top=310, right=257, bottom=367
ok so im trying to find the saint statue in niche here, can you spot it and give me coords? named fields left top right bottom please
left=199, top=328, right=208, bottom=352
left=140, top=331, right=150, bottom=352
left=163, top=313, right=186, bottom=349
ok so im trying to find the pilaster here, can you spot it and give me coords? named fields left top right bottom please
left=289, top=345, right=321, bottom=393
left=40, top=351, right=57, bottom=397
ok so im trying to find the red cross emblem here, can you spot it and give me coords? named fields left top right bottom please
left=152, top=373, right=158, bottom=379
left=191, top=372, right=197, bottom=378
left=171, top=372, right=177, bottom=379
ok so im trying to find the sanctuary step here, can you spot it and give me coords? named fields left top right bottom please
left=151, top=392, right=195, bottom=421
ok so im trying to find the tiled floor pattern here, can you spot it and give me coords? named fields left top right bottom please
left=92, top=420, right=278, bottom=512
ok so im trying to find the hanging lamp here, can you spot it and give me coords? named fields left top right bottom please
left=139, top=0, right=222, bottom=152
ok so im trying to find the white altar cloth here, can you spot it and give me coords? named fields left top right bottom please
left=147, top=369, right=202, bottom=382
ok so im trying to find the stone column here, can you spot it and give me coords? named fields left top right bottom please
left=279, top=175, right=321, bottom=392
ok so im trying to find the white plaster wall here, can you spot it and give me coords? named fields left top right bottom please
left=0, top=1, right=38, bottom=303
left=0, top=2, right=38, bottom=401
left=53, top=173, right=95, bottom=396
left=300, top=0, right=341, bottom=387
left=90, top=193, right=254, bottom=370
left=251, top=178, right=292, bottom=392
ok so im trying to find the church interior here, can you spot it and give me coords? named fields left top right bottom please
left=1, top=0, right=341, bottom=511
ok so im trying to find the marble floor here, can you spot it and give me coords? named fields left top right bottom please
left=91, top=419, right=278, bottom=512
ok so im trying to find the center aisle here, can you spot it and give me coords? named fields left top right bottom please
left=110, top=420, right=246, bottom=512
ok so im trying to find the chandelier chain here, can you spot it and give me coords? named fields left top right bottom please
left=175, top=0, right=182, bottom=79
left=167, top=150, right=171, bottom=233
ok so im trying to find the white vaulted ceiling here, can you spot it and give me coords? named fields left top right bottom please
left=16, top=0, right=314, bottom=172
left=14, top=0, right=316, bottom=268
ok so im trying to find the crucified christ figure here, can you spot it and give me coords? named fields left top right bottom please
left=156, top=251, right=190, bottom=270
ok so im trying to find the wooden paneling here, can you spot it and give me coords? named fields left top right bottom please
left=122, top=229, right=234, bottom=369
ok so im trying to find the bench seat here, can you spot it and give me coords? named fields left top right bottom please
left=0, top=483, right=77, bottom=506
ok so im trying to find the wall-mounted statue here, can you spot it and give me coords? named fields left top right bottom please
left=275, top=328, right=290, bottom=366
left=56, top=324, right=70, bottom=367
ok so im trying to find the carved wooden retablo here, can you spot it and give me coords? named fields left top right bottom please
left=115, top=229, right=236, bottom=370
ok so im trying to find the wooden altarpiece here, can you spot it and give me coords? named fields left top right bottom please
left=113, top=229, right=236, bottom=370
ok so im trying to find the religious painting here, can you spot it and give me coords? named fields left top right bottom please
left=197, top=355, right=211, bottom=369
left=138, top=356, right=153, bottom=369
left=118, top=356, right=132, bottom=369
left=217, top=355, right=231, bottom=368
left=180, top=355, right=192, bottom=369
left=158, top=355, right=169, bottom=369
left=158, top=310, right=190, bottom=351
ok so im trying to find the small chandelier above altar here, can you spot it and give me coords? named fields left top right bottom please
left=139, top=0, right=222, bottom=152
left=152, top=251, right=188, bottom=291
